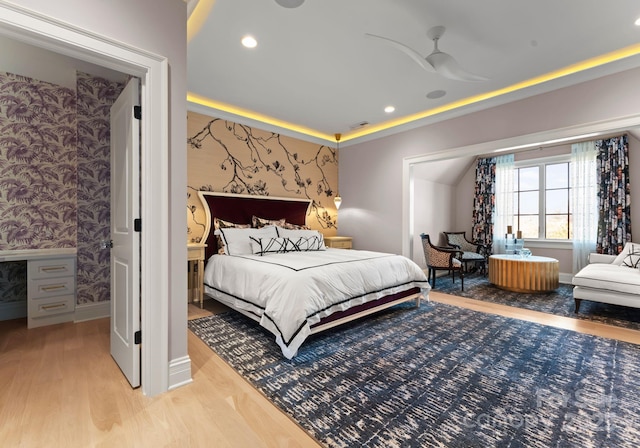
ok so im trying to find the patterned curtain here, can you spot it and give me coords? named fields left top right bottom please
left=596, top=134, right=631, bottom=254
left=472, top=157, right=496, bottom=250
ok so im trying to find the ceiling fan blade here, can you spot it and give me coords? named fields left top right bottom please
left=426, top=50, right=489, bottom=82
left=365, top=33, right=435, bottom=73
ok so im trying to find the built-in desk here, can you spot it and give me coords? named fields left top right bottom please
left=0, top=248, right=77, bottom=328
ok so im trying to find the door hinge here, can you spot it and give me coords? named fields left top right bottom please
left=134, top=219, right=142, bottom=232
left=133, top=105, right=141, bottom=120
left=134, top=330, right=142, bottom=345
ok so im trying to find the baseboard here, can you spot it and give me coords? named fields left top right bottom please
left=74, top=301, right=110, bottom=322
left=168, top=355, right=193, bottom=390
left=559, top=272, right=573, bottom=285
left=0, top=301, right=27, bottom=321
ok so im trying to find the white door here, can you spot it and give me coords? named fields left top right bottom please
left=110, top=78, right=141, bottom=388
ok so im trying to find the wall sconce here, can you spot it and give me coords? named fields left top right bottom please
left=334, top=133, right=342, bottom=209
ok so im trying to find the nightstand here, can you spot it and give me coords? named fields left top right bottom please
left=324, top=236, right=353, bottom=249
left=187, top=243, right=206, bottom=307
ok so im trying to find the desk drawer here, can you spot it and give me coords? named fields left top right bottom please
left=28, top=258, right=75, bottom=280
left=28, top=276, right=75, bottom=299
left=28, top=295, right=75, bottom=319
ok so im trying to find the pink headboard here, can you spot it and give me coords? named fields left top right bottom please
left=197, top=192, right=312, bottom=261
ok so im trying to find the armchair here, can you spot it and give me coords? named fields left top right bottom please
left=443, top=231, right=488, bottom=274
left=420, top=233, right=464, bottom=290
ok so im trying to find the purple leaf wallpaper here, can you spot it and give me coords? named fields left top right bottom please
left=76, top=72, right=125, bottom=304
left=0, top=71, right=124, bottom=312
left=0, top=72, right=77, bottom=249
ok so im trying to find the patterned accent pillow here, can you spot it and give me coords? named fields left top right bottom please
left=213, top=217, right=250, bottom=254
left=281, top=221, right=310, bottom=230
left=622, top=247, right=640, bottom=268
left=250, top=236, right=290, bottom=255
left=250, top=236, right=326, bottom=255
left=287, top=235, right=325, bottom=251
left=252, top=215, right=286, bottom=228
left=613, top=242, right=640, bottom=266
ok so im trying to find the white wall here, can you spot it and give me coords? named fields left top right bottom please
left=0, top=34, right=126, bottom=86
left=9, top=0, right=188, bottom=389
left=340, top=67, right=640, bottom=261
left=412, top=178, right=454, bottom=267
left=453, top=162, right=476, bottom=236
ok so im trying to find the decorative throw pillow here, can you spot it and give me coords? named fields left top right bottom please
left=287, top=235, right=326, bottom=251
left=250, top=235, right=326, bottom=255
left=613, top=242, right=640, bottom=266
left=281, top=221, right=310, bottom=230
left=217, top=226, right=278, bottom=256
left=250, top=236, right=290, bottom=255
left=251, top=215, right=286, bottom=228
left=213, top=217, right=250, bottom=254
left=622, top=246, right=640, bottom=268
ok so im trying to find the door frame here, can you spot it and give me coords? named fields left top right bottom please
left=0, top=3, right=170, bottom=396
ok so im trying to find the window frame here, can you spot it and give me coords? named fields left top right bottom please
left=513, top=154, right=572, bottom=248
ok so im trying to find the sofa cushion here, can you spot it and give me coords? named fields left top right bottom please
left=572, top=263, right=640, bottom=295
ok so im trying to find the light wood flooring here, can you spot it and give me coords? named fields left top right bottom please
left=2, top=291, right=640, bottom=447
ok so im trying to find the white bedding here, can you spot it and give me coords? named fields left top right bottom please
left=203, top=248, right=431, bottom=358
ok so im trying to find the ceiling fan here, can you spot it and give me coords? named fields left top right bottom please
left=365, top=26, right=489, bottom=82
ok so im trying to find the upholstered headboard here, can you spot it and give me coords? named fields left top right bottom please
left=197, top=191, right=312, bottom=261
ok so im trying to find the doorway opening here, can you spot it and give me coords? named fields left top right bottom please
left=0, top=4, right=170, bottom=396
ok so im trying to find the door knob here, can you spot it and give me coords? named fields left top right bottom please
left=100, top=240, right=114, bottom=250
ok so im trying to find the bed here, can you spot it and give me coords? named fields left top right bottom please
left=198, top=191, right=431, bottom=358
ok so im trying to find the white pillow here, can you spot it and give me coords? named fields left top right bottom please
left=276, top=227, right=322, bottom=239
left=217, top=226, right=278, bottom=255
left=613, top=242, right=640, bottom=266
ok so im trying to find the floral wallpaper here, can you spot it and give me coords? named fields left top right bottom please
left=0, top=71, right=124, bottom=311
left=76, top=72, right=125, bottom=304
left=187, top=112, right=339, bottom=242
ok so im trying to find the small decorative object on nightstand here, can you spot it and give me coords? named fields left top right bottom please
left=324, top=236, right=353, bottom=249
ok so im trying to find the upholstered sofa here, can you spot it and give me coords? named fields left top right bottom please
left=572, top=242, right=640, bottom=313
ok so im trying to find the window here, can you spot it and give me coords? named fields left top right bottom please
left=513, top=157, right=571, bottom=240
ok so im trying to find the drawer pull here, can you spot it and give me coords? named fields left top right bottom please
left=41, top=284, right=66, bottom=292
left=41, top=266, right=68, bottom=272
left=41, top=303, right=67, bottom=311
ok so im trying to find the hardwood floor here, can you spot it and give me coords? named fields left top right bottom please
left=2, top=292, right=639, bottom=447
left=0, top=306, right=320, bottom=448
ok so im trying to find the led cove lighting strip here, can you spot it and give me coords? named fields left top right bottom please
left=187, top=42, right=640, bottom=144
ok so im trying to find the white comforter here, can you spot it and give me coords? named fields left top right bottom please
left=203, top=248, right=431, bottom=358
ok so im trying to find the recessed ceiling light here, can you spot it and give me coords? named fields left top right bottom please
left=275, top=0, right=305, bottom=8
left=635, top=16, right=640, bottom=26
left=426, top=90, right=446, bottom=99
left=241, top=35, right=257, bottom=48
left=384, top=106, right=395, bottom=113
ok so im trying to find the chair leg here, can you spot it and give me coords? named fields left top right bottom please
left=574, top=298, right=582, bottom=314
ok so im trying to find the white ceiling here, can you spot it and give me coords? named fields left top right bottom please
left=187, top=0, right=640, bottom=145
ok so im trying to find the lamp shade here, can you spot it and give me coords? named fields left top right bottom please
left=334, top=195, right=342, bottom=210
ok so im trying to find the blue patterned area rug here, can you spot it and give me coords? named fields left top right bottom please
left=434, top=272, right=640, bottom=330
left=189, top=302, right=640, bottom=448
